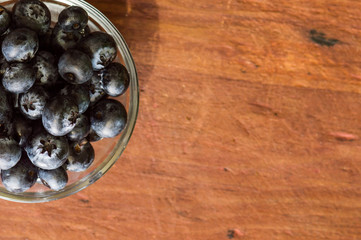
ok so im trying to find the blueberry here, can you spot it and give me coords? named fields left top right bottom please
left=1, top=154, right=37, bottom=193
left=38, top=166, right=68, bottom=191
left=0, top=137, right=21, bottom=170
left=58, top=49, right=93, bottom=84
left=89, top=72, right=107, bottom=106
left=0, top=6, right=11, bottom=35
left=100, top=62, right=129, bottom=97
left=67, top=114, right=90, bottom=142
left=90, top=99, right=127, bottom=138
left=2, top=28, right=39, bottom=62
left=86, top=128, right=102, bottom=142
left=58, top=6, right=88, bottom=32
left=42, top=96, right=79, bottom=136
left=60, top=84, right=90, bottom=114
left=66, top=141, right=94, bottom=172
left=51, top=24, right=84, bottom=54
left=12, top=0, right=51, bottom=34
left=25, top=129, right=69, bottom=170
left=33, top=51, right=58, bottom=86
left=77, top=32, right=117, bottom=71
left=2, top=62, right=36, bottom=93
left=13, top=114, right=32, bottom=147
left=19, top=86, right=49, bottom=120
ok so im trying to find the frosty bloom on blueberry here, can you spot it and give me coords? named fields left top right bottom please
left=77, top=32, right=117, bottom=71
left=2, top=62, right=36, bottom=93
left=58, top=49, right=93, bottom=84
left=2, top=28, right=39, bottom=63
left=19, top=85, right=49, bottom=120
left=33, top=51, right=59, bottom=86
left=38, top=167, right=68, bottom=191
left=58, top=6, right=88, bottom=32
left=0, top=0, right=130, bottom=193
left=12, top=0, right=51, bottom=34
left=1, top=155, right=38, bottom=193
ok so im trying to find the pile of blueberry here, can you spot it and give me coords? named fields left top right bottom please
left=0, top=0, right=129, bottom=193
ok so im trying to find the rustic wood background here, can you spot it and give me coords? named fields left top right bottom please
left=2, top=0, right=361, bottom=239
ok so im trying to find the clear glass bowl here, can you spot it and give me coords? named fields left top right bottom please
left=0, top=0, right=139, bottom=202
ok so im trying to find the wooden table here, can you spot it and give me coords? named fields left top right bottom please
left=2, top=0, right=361, bottom=239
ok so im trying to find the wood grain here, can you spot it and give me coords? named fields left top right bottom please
left=2, top=0, right=361, bottom=239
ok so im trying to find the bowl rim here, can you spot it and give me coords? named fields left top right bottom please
left=0, top=0, right=139, bottom=203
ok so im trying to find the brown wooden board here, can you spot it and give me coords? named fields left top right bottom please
left=1, top=0, right=361, bottom=239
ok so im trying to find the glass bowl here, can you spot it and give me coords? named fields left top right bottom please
left=0, top=0, right=139, bottom=202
